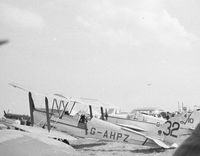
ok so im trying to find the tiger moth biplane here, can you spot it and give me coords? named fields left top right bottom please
left=9, top=83, right=193, bottom=149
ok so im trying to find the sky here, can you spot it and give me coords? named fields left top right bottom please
left=0, top=0, right=200, bottom=116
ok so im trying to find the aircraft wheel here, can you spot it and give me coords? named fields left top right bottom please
left=62, top=139, right=70, bottom=145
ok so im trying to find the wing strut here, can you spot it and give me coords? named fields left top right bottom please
left=105, top=109, right=108, bottom=120
left=69, top=101, right=76, bottom=114
left=100, top=107, right=104, bottom=120
left=142, top=138, right=148, bottom=145
left=45, top=97, right=51, bottom=132
left=89, top=105, right=93, bottom=119
left=3, top=110, right=7, bottom=117
left=28, top=92, right=34, bottom=126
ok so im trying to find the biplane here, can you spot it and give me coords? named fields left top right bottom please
left=8, top=83, right=195, bottom=149
left=106, top=107, right=167, bottom=133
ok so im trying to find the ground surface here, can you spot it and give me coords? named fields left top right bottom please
left=71, top=139, right=176, bottom=156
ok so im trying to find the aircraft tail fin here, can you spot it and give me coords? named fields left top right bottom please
left=154, top=112, right=192, bottom=146
left=181, top=111, right=200, bottom=130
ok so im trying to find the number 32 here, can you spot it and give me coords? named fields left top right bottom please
left=163, top=121, right=180, bottom=138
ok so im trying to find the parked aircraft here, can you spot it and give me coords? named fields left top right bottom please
left=3, top=110, right=31, bottom=125
left=106, top=107, right=166, bottom=133
left=9, top=83, right=194, bottom=149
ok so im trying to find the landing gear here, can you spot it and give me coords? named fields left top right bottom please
left=53, top=138, right=70, bottom=145
left=62, top=139, right=70, bottom=145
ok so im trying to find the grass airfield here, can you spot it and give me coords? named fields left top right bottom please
left=71, top=139, right=176, bottom=156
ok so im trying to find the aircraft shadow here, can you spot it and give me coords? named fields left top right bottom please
left=129, top=147, right=167, bottom=154
left=81, top=148, right=167, bottom=154
left=73, top=142, right=172, bottom=154
left=72, top=142, right=107, bottom=149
